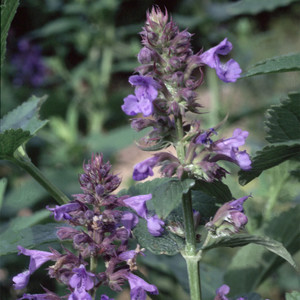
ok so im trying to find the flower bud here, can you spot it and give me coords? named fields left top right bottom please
left=138, top=47, right=154, bottom=64
left=205, top=196, right=250, bottom=236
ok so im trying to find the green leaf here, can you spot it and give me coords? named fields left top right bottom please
left=241, top=53, right=300, bottom=78
left=224, top=206, right=300, bottom=294
left=0, top=210, right=50, bottom=236
left=0, top=178, right=7, bottom=210
left=265, top=92, right=300, bottom=143
left=239, top=93, right=300, bottom=185
left=202, top=234, right=296, bottom=268
left=193, top=180, right=232, bottom=203
left=133, top=219, right=185, bottom=255
left=0, top=223, right=59, bottom=256
left=0, top=95, right=48, bottom=135
left=286, top=291, right=300, bottom=300
left=208, top=0, right=298, bottom=21
left=152, top=178, right=195, bottom=218
left=239, top=144, right=300, bottom=185
left=0, top=129, right=31, bottom=159
left=1, top=0, right=19, bottom=67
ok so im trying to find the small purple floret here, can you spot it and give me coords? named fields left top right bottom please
left=47, top=202, right=82, bottom=221
left=214, top=284, right=230, bottom=300
left=12, top=270, right=30, bottom=290
left=122, top=75, right=160, bottom=117
left=146, top=215, right=165, bottom=236
left=200, top=38, right=242, bottom=83
left=69, top=264, right=95, bottom=291
left=126, top=273, right=159, bottom=300
left=123, top=194, right=152, bottom=219
left=132, top=156, right=159, bottom=181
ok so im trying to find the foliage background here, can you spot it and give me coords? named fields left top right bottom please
left=1, top=0, right=299, bottom=299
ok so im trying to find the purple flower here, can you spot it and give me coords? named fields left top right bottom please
left=19, top=290, right=60, bottom=300
left=13, top=247, right=53, bottom=290
left=132, top=156, right=159, bottom=181
left=122, top=75, right=160, bottom=117
left=121, top=211, right=139, bottom=232
left=68, top=287, right=92, bottom=300
left=200, top=38, right=242, bottom=82
left=214, top=284, right=230, bottom=300
left=12, top=270, right=30, bottom=290
left=126, top=273, right=159, bottom=300
left=123, top=194, right=152, bottom=219
left=47, top=202, right=82, bottom=221
left=69, top=264, right=95, bottom=291
left=11, top=39, right=47, bottom=87
left=206, top=196, right=250, bottom=236
left=213, top=128, right=252, bottom=170
left=146, top=215, right=165, bottom=236
left=17, top=246, right=53, bottom=274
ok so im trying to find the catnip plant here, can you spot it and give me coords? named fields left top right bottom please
left=1, top=4, right=299, bottom=300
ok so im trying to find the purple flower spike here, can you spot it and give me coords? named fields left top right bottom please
left=69, top=264, right=95, bottom=290
left=17, top=246, right=53, bottom=274
left=133, top=156, right=159, bottom=181
left=19, top=291, right=60, bottom=300
left=126, top=273, right=159, bottom=300
left=146, top=215, right=165, bottom=236
left=123, top=194, right=152, bottom=219
left=12, top=270, right=30, bottom=290
left=214, top=284, right=230, bottom=300
left=200, top=38, right=242, bottom=82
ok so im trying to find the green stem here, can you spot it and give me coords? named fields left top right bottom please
left=175, top=115, right=185, bottom=163
left=90, top=254, right=97, bottom=299
left=207, top=68, right=220, bottom=128
left=12, top=147, right=70, bottom=205
left=181, top=190, right=202, bottom=300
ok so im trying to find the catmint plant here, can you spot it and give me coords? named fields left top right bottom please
left=13, top=154, right=160, bottom=300
left=6, top=4, right=298, bottom=300
left=120, top=6, right=252, bottom=299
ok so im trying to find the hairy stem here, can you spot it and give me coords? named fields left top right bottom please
left=181, top=190, right=202, bottom=300
left=12, top=146, right=70, bottom=205
left=175, top=115, right=185, bottom=163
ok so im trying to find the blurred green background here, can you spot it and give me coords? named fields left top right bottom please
left=1, top=0, right=300, bottom=299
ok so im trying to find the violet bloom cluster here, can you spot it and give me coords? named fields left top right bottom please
left=214, top=284, right=245, bottom=300
left=121, top=7, right=250, bottom=183
left=13, top=154, right=161, bottom=300
left=11, top=39, right=47, bottom=87
left=206, top=195, right=250, bottom=237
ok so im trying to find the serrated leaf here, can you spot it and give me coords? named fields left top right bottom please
left=242, top=53, right=300, bottom=78
left=193, top=180, right=232, bottom=202
left=0, top=129, right=31, bottom=159
left=286, top=291, right=300, bottom=300
left=0, top=95, right=48, bottom=135
left=224, top=206, right=300, bottom=294
left=202, top=233, right=296, bottom=268
left=239, top=144, right=300, bottom=185
left=0, top=223, right=59, bottom=256
left=0, top=178, right=7, bottom=210
left=1, top=0, right=19, bottom=67
left=152, top=178, right=195, bottom=218
left=239, top=92, right=300, bottom=185
left=133, top=219, right=185, bottom=255
left=265, top=92, right=300, bottom=143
